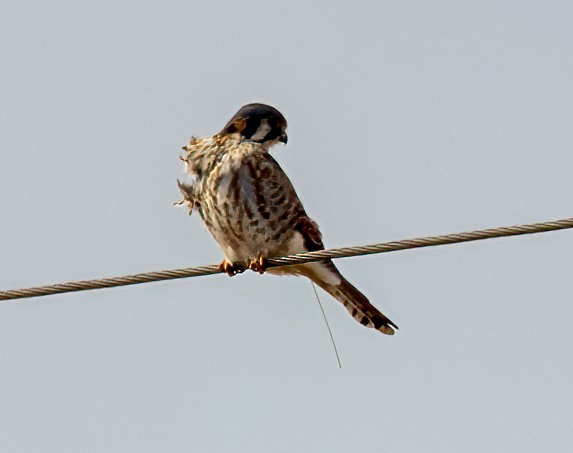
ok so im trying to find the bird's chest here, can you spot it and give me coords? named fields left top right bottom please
left=189, top=146, right=300, bottom=261
left=200, top=162, right=242, bottom=230
left=197, top=156, right=267, bottom=254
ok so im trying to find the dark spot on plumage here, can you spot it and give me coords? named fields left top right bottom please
left=248, top=161, right=271, bottom=225
left=213, top=173, right=224, bottom=188
left=260, top=166, right=272, bottom=179
left=271, top=186, right=286, bottom=203
left=208, top=194, right=235, bottom=241
left=271, top=217, right=295, bottom=241
left=257, top=205, right=270, bottom=220
left=245, top=160, right=257, bottom=179
left=360, top=316, right=370, bottom=326
left=372, top=316, right=386, bottom=330
left=243, top=199, right=253, bottom=218
left=229, top=172, right=240, bottom=204
left=277, top=209, right=290, bottom=222
left=271, top=229, right=285, bottom=242
left=352, top=308, right=358, bottom=316
left=222, top=201, right=230, bottom=218
left=268, top=190, right=281, bottom=200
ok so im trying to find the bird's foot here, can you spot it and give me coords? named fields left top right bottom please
left=218, top=260, right=246, bottom=277
left=247, top=254, right=268, bottom=274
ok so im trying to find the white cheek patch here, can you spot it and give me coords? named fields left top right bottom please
left=250, top=119, right=272, bottom=141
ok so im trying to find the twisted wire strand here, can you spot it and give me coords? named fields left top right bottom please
left=1, top=217, right=572, bottom=302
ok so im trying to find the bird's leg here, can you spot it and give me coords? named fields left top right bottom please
left=218, top=259, right=246, bottom=277
left=247, top=253, right=268, bottom=274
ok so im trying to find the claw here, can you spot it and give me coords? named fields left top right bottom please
left=218, top=260, right=246, bottom=277
left=247, top=254, right=268, bottom=274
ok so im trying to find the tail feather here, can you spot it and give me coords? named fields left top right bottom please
left=304, top=261, right=398, bottom=335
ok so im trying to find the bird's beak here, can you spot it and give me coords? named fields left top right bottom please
left=279, top=134, right=288, bottom=144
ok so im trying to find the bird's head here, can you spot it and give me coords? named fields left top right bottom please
left=220, top=103, right=288, bottom=148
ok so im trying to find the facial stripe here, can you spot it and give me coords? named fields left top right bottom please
left=250, top=119, right=272, bottom=141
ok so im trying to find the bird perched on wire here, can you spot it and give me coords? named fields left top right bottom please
left=178, top=103, right=398, bottom=335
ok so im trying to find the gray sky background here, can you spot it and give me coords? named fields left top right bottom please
left=1, top=1, right=573, bottom=452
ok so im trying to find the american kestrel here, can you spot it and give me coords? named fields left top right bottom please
left=178, top=103, right=397, bottom=335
